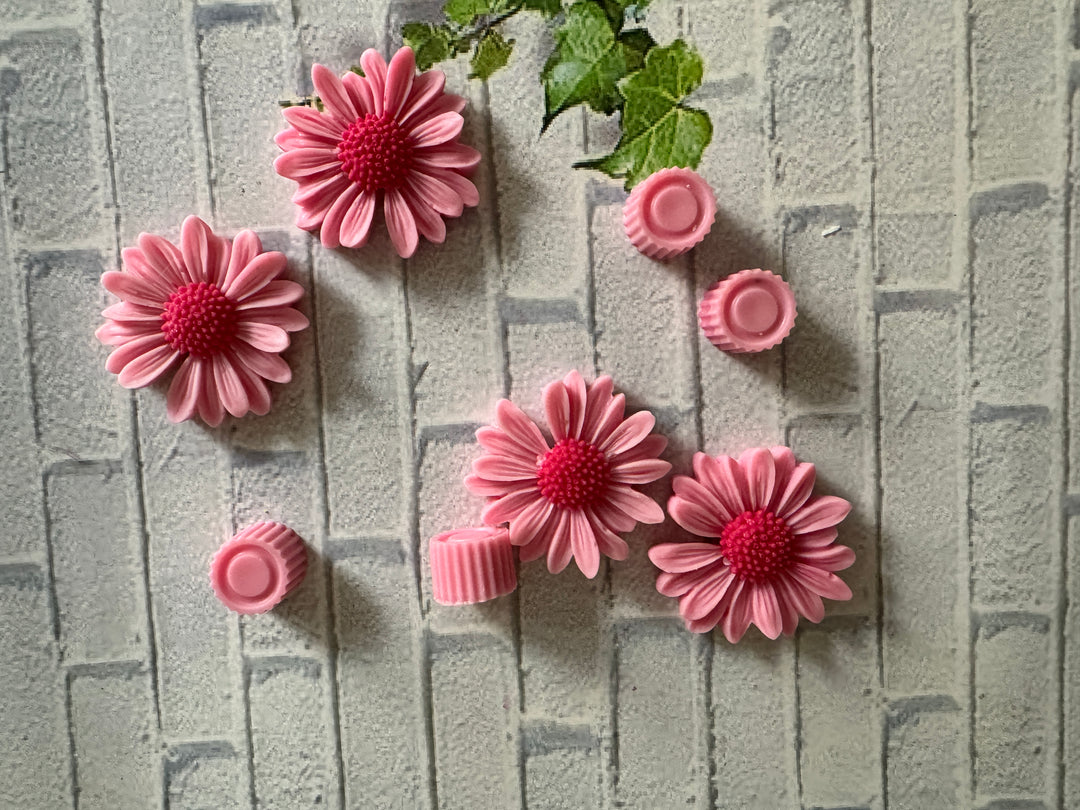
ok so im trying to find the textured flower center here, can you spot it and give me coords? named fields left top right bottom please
left=720, top=510, right=794, bottom=582
left=536, top=437, right=611, bottom=509
left=160, top=282, right=237, bottom=358
left=336, top=113, right=415, bottom=192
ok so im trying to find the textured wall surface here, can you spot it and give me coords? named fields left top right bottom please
left=0, top=0, right=1077, bottom=808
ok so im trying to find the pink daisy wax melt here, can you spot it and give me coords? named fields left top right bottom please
left=210, top=522, right=308, bottom=614
left=465, top=371, right=672, bottom=579
left=648, top=447, right=854, bottom=642
left=275, top=47, right=481, bottom=258
left=96, top=216, right=309, bottom=426
left=698, top=268, right=797, bottom=353
left=623, top=167, right=717, bottom=259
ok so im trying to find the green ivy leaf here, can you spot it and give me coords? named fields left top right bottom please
left=576, top=40, right=712, bottom=189
left=444, top=0, right=515, bottom=25
left=540, top=3, right=652, bottom=131
left=402, top=22, right=455, bottom=70
left=470, top=30, right=515, bottom=79
left=598, top=0, right=651, bottom=28
left=522, top=0, right=561, bottom=15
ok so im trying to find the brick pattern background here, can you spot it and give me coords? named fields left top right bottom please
left=0, top=1, right=1075, bottom=808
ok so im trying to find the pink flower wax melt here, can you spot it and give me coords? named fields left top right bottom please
left=623, top=167, right=717, bottom=259
left=648, top=447, right=854, bottom=642
left=465, top=371, right=671, bottom=579
left=698, top=268, right=797, bottom=353
left=429, top=526, right=517, bottom=605
left=96, top=215, right=309, bottom=426
left=210, top=522, right=308, bottom=614
left=274, top=47, right=481, bottom=258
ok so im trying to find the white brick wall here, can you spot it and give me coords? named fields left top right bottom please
left=0, top=0, right=1076, bottom=808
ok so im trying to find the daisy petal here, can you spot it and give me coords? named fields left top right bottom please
left=102, top=271, right=163, bottom=308
left=137, top=233, right=188, bottom=287
left=383, top=46, right=415, bottom=118
left=274, top=147, right=342, bottom=179
left=311, top=62, right=356, bottom=121
left=739, top=447, right=776, bottom=511
left=682, top=569, right=736, bottom=621
left=407, top=171, right=464, bottom=217
left=414, top=142, right=482, bottom=171
left=520, top=525, right=556, bottom=564
left=581, top=375, right=614, bottom=440
left=509, top=497, right=554, bottom=547
left=546, top=511, right=573, bottom=574
left=238, top=307, right=309, bottom=332
left=787, top=496, right=852, bottom=534
left=120, top=247, right=174, bottom=299
left=117, top=343, right=179, bottom=388
left=293, top=173, right=352, bottom=208
left=587, top=514, right=629, bottom=560
left=282, top=105, right=344, bottom=141
left=105, top=332, right=169, bottom=375
left=102, top=301, right=163, bottom=322
left=494, top=399, right=549, bottom=457
left=222, top=230, right=262, bottom=291
left=790, top=563, right=853, bottom=602
left=768, top=446, right=798, bottom=498
left=750, top=582, right=783, bottom=639
left=166, top=356, right=203, bottom=423
left=671, top=475, right=727, bottom=520
left=424, top=168, right=480, bottom=207
left=473, top=454, right=538, bottom=482
left=599, top=409, right=654, bottom=456
left=563, top=371, right=587, bottom=439
left=224, top=251, right=287, bottom=301
left=409, top=111, right=464, bottom=148
left=667, top=495, right=726, bottom=537
left=481, top=488, right=540, bottom=526
left=647, top=542, right=724, bottom=573
left=384, top=189, right=419, bottom=258
left=320, top=187, right=360, bottom=249
left=569, top=510, right=600, bottom=578
left=399, top=69, right=447, bottom=125
left=794, top=544, right=856, bottom=571
left=777, top=576, right=825, bottom=623
left=604, top=485, right=664, bottom=524
left=657, top=568, right=710, bottom=598
left=793, top=527, right=839, bottom=549
left=773, top=463, right=817, bottom=521
left=96, top=320, right=160, bottom=346
left=464, top=475, right=526, bottom=498
left=359, top=49, right=388, bottom=115
left=720, top=582, right=753, bottom=643
left=342, top=72, right=376, bottom=117
left=543, top=379, right=571, bottom=442
left=236, top=322, right=290, bottom=353
left=589, top=392, right=627, bottom=447
left=610, top=458, right=671, bottom=484
left=180, top=216, right=219, bottom=285
left=616, top=433, right=668, bottom=464
left=235, top=361, right=272, bottom=416
left=236, top=280, right=304, bottom=310
left=476, top=425, right=541, bottom=463
left=339, top=191, right=377, bottom=248
left=693, top=453, right=747, bottom=523
left=212, top=354, right=249, bottom=418
left=198, top=363, right=225, bottom=427
left=591, top=501, right=637, bottom=533
left=231, top=342, right=292, bottom=383
left=403, top=191, right=447, bottom=244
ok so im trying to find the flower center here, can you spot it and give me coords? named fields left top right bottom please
left=336, top=113, right=415, bottom=192
left=720, top=510, right=794, bottom=583
left=536, top=437, right=611, bottom=509
left=160, top=282, right=238, bottom=358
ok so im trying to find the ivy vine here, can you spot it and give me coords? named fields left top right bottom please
left=402, top=0, right=712, bottom=189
